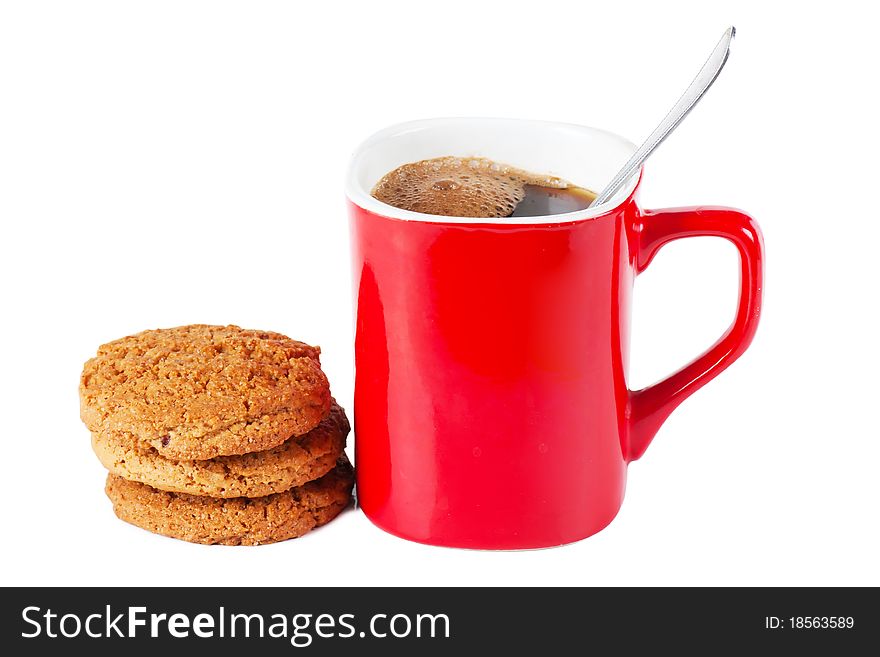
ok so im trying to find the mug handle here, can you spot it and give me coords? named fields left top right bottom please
left=627, top=206, right=764, bottom=461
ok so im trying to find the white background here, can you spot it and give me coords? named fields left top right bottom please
left=1, top=1, right=878, bottom=587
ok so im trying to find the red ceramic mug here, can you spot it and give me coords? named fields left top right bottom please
left=347, top=118, right=763, bottom=549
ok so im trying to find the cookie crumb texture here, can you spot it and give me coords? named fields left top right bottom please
left=105, top=458, right=354, bottom=545
left=80, top=325, right=331, bottom=460
left=93, top=402, right=350, bottom=498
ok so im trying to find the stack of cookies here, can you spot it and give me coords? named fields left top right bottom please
left=79, top=325, right=353, bottom=545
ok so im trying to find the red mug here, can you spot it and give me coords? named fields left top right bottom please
left=347, top=118, right=763, bottom=549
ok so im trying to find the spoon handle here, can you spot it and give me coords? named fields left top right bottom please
left=590, top=26, right=736, bottom=208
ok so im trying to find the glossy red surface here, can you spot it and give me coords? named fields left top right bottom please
left=349, top=188, right=763, bottom=549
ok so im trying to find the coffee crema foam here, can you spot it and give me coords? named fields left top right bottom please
left=371, top=156, right=572, bottom=218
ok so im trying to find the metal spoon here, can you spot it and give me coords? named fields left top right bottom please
left=589, top=26, right=736, bottom=208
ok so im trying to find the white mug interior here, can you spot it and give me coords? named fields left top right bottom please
left=346, top=117, right=640, bottom=225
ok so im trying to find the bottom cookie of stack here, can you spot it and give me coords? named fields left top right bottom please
left=105, top=457, right=354, bottom=546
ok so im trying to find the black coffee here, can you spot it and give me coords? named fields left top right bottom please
left=371, top=156, right=596, bottom=219
left=512, top=184, right=597, bottom=217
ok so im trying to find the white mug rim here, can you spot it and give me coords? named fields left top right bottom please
left=345, top=117, right=641, bottom=225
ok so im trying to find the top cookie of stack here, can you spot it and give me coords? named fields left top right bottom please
left=80, top=324, right=331, bottom=461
